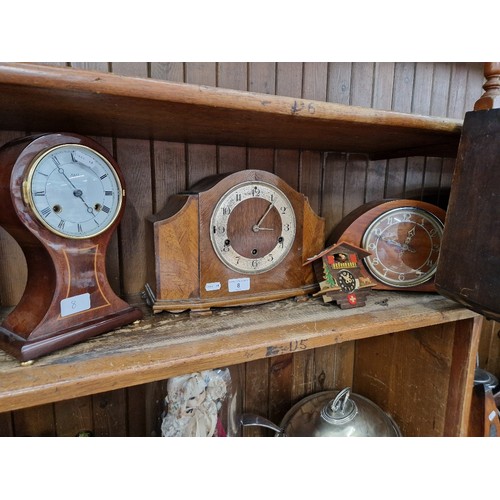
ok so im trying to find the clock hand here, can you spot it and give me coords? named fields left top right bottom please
left=58, top=167, right=95, bottom=215
left=381, top=236, right=404, bottom=249
left=405, top=226, right=416, bottom=245
left=252, top=200, right=275, bottom=232
left=381, top=235, right=417, bottom=254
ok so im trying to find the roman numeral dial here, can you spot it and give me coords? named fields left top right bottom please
left=25, top=144, right=123, bottom=239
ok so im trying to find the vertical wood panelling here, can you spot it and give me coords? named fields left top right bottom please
left=149, top=62, right=187, bottom=213
left=385, top=63, right=415, bottom=199
left=365, top=63, right=395, bottom=202
left=185, top=63, right=218, bottom=187
left=0, top=62, right=488, bottom=437
left=12, top=404, right=56, bottom=436
left=327, top=62, right=352, bottom=105
left=217, top=63, right=248, bottom=175
left=92, top=389, right=127, bottom=436
left=265, top=63, right=304, bottom=431
left=242, top=62, right=277, bottom=436
left=405, top=63, right=434, bottom=199
left=343, top=64, right=374, bottom=214
left=110, top=63, right=153, bottom=299
left=354, top=324, right=456, bottom=437
left=54, top=396, right=94, bottom=436
left=299, top=63, right=327, bottom=213
left=478, top=319, right=500, bottom=382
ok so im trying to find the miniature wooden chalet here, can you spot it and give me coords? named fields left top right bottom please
left=306, top=241, right=375, bottom=308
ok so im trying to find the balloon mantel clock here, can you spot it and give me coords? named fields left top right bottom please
left=0, top=133, right=142, bottom=361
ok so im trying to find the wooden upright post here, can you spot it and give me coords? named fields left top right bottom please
left=474, top=62, right=500, bottom=110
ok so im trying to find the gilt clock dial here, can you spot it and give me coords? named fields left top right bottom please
left=210, top=181, right=296, bottom=274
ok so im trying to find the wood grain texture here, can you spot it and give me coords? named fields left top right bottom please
left=0, top=62, right=486, bottom=436
left=435, top=108, right=500, bottom=320
left=0, top=63, right=466, bottom=159
left=0, top=292, right=478, bottom=415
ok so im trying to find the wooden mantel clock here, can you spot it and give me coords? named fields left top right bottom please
left=328, top=199, right=446, bottom=292
left=0, top=133, right=142, bottom=361
left=144, top=169, right=325, bottom=314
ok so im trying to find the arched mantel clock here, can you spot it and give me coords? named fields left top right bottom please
left=0, top=133, right=142, bottom=361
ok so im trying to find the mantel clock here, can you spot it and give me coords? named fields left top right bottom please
left=0, top=133, right=142, bottom=361
left=144, top=169, right=325, bottom=314
left=329, top=199, right=446, bottom=292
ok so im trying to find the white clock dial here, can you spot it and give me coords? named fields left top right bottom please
left=210, top=181, right=296, bottom=274
left=25, top=144, right=123, bottom=239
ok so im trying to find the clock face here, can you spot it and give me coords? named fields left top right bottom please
left=24, top=144, right=123, bottom=239
left=361, top=206, right=443, bottom=287
left=210, top=180, right=296, bottom=274
left=337, top=269, right=356, bottom=292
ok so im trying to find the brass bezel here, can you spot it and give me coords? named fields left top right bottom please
left=24, top=144, right=124, bottom=239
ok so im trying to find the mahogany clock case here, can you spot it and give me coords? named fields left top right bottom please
left=328, top=199, right=446, bottom=292
left=0, top=133, right=142, bottom=361
left=145, top=169, right=325, bottom=314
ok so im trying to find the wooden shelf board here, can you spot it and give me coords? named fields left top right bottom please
left=0, top=63, right=462, bottom=159
left=0, top=292, right=477, bottom=413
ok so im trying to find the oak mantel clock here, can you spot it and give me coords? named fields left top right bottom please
left=328, top=199, right=446, bottom=292
left=144, top=169, right=325, bottom=314
left=0, top=133, right=142, bottom=361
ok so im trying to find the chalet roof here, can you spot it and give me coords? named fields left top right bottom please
left=304, top=241, right=371, bottom=265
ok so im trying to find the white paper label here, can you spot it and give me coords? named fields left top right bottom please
left=205, top=282, right=221, bottom=291
left=228, top=277, right=250, bottom=292
left=60, top=292, right=91, bottom=317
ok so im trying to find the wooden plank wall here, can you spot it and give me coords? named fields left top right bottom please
left=0, top=62, right=495, bottom=437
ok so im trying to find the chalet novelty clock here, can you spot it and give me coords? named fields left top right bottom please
left=144, top=169, right=325, bottom=314
left=305, top=241, right=375, bottom=309
left=328, top=199, right=446, bottom=292
left=0, top=133, right=142, bottom=361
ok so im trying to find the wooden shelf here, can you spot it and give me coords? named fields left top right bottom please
left=0, top=292, right=478, bottom=413
left=0, top=63, right=462, bottom=160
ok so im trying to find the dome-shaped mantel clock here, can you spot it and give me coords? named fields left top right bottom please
left=144, top=169, right=325, bottom=314
left=328, top=199, right=446, bottom=292
left=0, top=133, right=142, bottom=361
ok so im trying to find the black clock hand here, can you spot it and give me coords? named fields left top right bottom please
left=58, top=167, right=95, bottom=215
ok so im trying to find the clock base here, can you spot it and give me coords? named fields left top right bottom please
left=0, top=306, right=142, bottom=362
left=144, top=283, right=318, bottom=314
